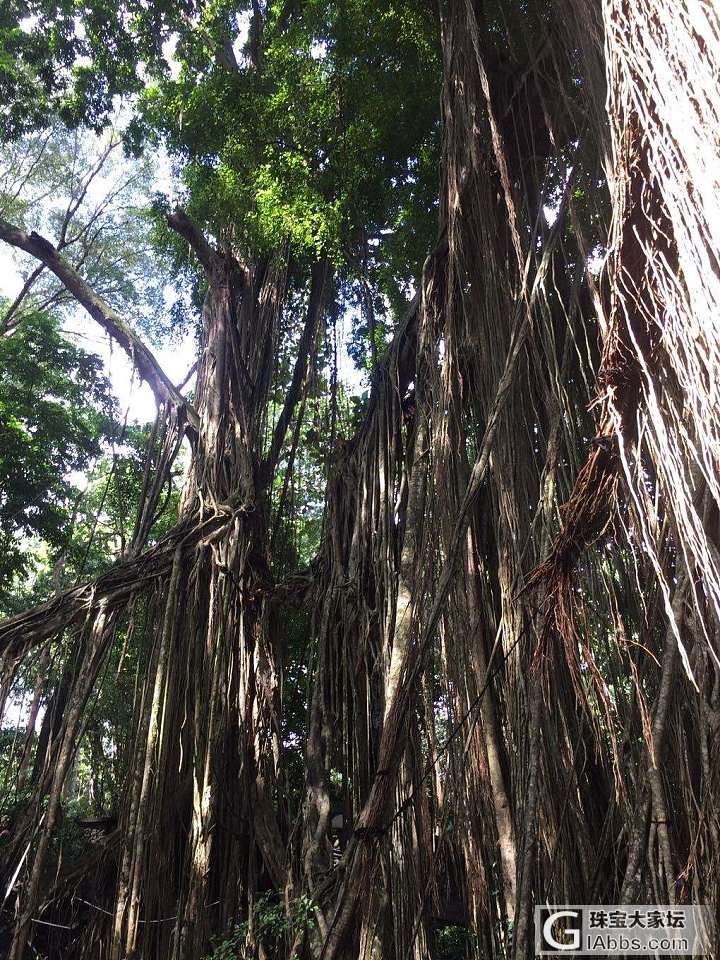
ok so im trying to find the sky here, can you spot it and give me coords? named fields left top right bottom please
left=0, top=114, right=363, bottom=426
left=1, top=11, right=365, bottom=429
left=0, top=241, right=196, bottom=731
left=0, top=14, right=357, bottom=731
left=0, top=246, right=198, bottom=425
left=0, top=242, right=365, bottom=430
left=0, top=159, right=360, bottom=732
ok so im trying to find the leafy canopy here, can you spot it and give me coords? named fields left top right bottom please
left=0, top=304, right=114, bottom=595
left=2, top=0, right=441, bottom=310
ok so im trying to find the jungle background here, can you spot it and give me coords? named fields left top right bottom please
left=0, top=0, right=719, bottom=958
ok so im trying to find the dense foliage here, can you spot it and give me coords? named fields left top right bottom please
left=0, top=306, right=113, bottom=605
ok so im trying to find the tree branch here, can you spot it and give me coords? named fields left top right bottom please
left=248, top=0, right=265, bottom=69
left=0, top=504, right=237, bottom=666
left=166, top=208, right=220, bottom=274
left=0, top=508, right=313, bottom=666
left=263, top=258, right=330, bottom=478
left=0, top=217, right=199, bottom=431
left=1, top=262, right=45, bottom=335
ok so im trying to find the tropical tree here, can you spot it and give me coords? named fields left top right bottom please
left=0, top=1, right=718, bottom=959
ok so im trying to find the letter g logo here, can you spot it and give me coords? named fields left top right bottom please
left=542, top=910, right=581, bottom=951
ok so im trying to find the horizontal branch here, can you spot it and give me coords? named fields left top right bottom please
left=0, top=506, right=313, bottom=667
left=0, top=217, right=199, bottom=432
left=0, top=514, right=221, bottom=666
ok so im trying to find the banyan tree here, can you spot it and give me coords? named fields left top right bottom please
left=0, top=0, right=718, bottom=957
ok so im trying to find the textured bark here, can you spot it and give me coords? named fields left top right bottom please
left=0, top=218, right=198, bottom=426
left=2, top=1, right=720, bottom=957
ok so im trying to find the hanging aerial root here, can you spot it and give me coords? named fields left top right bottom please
left=600, top=0, right=720, bottom=668
left=526, top=441, right=618, bottom=674
left=0, top=496, right=312, bottom=669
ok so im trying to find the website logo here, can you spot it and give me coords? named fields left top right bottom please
left=534, top=905, right=714, bottom=956
left=538, top=909, right=581, bottom=952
